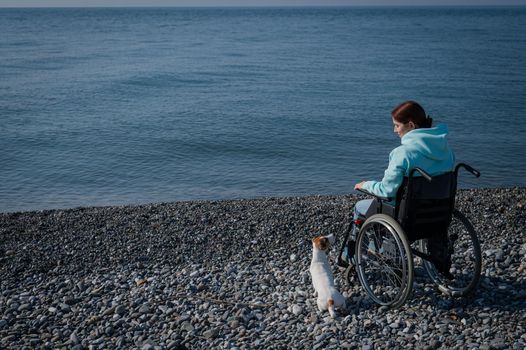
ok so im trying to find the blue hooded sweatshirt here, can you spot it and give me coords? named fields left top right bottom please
left=361, top=123, right=455, bottom=199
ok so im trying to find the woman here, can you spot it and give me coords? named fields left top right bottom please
left=339, top=100, right=455, bottom=268
left=355, top=100, right=455, bottom=198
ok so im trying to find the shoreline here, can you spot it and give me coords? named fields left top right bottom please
left=2, top=185, right=525, bottom=215
left=1, top=188, right=525, bottom=349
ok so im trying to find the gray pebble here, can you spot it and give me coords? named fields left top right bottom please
left=70, top=332, right=80, bottom=344
left=181, top=321, right=194, bottom=333
left=292, top=304, right=303, bottom=316
left=203, top=328, right=219, bottom=339
left=115, top=305, right=127, bottom=316
left=17, top=303, right=31, bottom=312
left=139, top=305, right=150, bottom=314
left=389, top=322, right=400, bottom=329
left=105, top=326, right=114, bottom=336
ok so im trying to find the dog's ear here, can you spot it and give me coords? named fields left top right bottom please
left=320, top=237, right=328, bottom=250
left=313, top=236, right=328, bottom=250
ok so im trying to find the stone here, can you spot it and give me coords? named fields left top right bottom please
left=490, top=338, right=507, bottom=350
left=105, top=326, right=114, bottom=336
left=139, top=305, right=151, bottom=314
left=70, top=332, right=80, bottom=344
left=203, top=329, right=219, bottom=339
left=17, top=303, right=31, bottom=312
left=181, top=321, right=194, bottom=333
left=292, top=304, right=303, bottom=316
left=115, top=305, right=127, bottom=316
left=167, top=341, right=182, bottom=349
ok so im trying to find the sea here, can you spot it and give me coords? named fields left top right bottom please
left=1, top=6, right=526, bottom=213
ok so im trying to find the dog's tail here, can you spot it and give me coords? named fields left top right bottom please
left=327, top=299, right=336, bottom=318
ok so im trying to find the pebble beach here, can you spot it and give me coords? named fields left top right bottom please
left=1, top=188, right=525, bottom=350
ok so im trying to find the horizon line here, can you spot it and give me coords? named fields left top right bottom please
left=1, top=4, right=525, bottom=8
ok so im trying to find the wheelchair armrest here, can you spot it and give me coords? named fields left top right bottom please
left=455, top=163, right=481, bottom=178
left=355, top=188, right=392, bottom=202
left=409, top=167, right=433, bottom=182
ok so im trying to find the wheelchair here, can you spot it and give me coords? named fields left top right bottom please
left=338, top=163, right=482, bottom=308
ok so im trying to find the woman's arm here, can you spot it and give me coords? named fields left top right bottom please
left=357, top=147, right=408, bottom=199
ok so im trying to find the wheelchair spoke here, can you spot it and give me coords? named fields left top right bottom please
left=383, top=265, right=404, bottom=287
left=362, top=257, right=404, bottom=285
left=356, top=218, right=413, bottom=307
left=420, top=210, right=481, bottom=296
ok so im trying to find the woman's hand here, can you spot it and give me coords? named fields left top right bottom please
left=354, top=181, right=366, bottom=190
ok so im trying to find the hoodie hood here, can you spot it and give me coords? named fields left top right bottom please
left=361, top=123, right=455, bottom=199
left=401, top=123, right=452, bottom=161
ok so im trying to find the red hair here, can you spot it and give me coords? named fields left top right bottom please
left=391, top=101, right=432, bottom=128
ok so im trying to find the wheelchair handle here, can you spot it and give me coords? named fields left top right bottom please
left=355, top=187, right=392, bottom=202
left=455, top=163, right=481, bottom=178
left=408, top=167, right=432, bottom=182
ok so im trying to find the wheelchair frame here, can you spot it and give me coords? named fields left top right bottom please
left=339, top=163, right=482, bottom=308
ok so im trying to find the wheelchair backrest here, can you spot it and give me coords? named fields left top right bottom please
left=395, top=171, right=457, bottom=241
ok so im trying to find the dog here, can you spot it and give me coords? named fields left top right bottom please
left=309, top=234, right=347, bottom=318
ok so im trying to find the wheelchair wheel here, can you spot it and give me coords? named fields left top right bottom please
left=420, top=209, right=482, bottom=297
left=355, top=214, right=414, bottom=308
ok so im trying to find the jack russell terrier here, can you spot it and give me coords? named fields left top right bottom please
left=310, top=234, right=347, bottom=318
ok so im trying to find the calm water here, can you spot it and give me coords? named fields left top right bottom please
left=1, top=7, right=526, bottom=213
